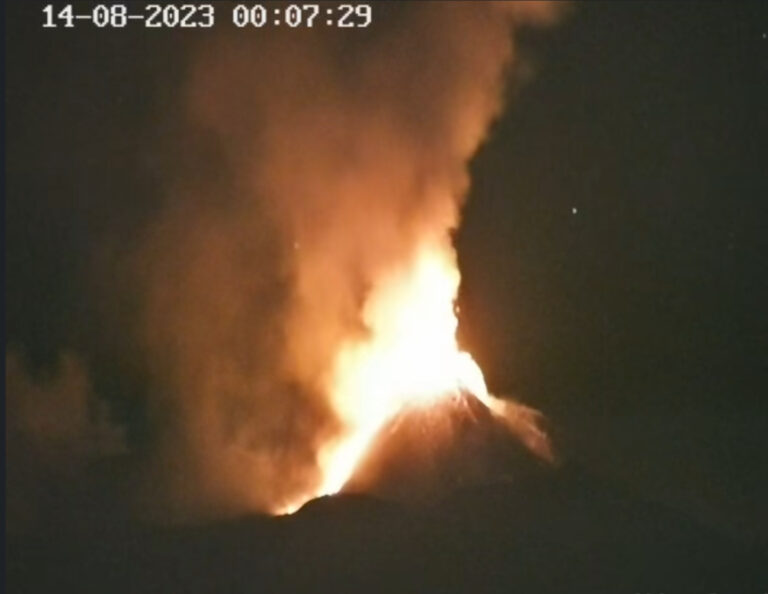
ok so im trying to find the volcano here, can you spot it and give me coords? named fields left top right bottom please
left=342, top=390, right=551, bottom=503
left=8, top=388, right=763, bottom=594
left=9, top=436, right=763, bottom=594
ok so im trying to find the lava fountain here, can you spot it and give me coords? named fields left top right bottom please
left=281, top=237, right=554, bottom=513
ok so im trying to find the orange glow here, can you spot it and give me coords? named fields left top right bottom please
left=320, top=240, right=517, bottom=490
left=318, top=242, right=487, bottom=494
left=277, top=240, right=551, bottom=515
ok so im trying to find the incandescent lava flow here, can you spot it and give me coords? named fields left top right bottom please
left=342, top=389, right=554, bottom=504
left=280, top=238, right=555, bottom=513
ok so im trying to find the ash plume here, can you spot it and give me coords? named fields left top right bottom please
left=125, top=1, right=564, bottom=518
left=10, top=2, right=565, bottom=521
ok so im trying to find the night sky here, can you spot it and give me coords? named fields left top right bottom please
left=458, top=2, right=768, bottom=541
left=6, top=0, right=768, bottom=560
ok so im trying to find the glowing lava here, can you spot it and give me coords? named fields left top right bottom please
left=285, top=238, right=544, bottom=504
left=316, top=242, right=479, bottom=493
left=276, top=239, right=552, bottom=515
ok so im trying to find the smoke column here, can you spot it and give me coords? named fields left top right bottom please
left=120, top=1, right=562, bottom=519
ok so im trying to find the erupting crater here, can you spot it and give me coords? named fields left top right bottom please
left=342, top=389, right=552, bottom=503
left=280, top=241, right=554, bottom=513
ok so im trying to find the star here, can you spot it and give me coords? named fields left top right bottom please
left=571, top=207, right=578, bottom=215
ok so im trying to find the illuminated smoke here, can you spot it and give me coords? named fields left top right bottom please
left=122, top=1, right=564, bottom=519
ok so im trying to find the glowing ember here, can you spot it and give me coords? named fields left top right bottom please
left=270, top=238, right=552, bottom=516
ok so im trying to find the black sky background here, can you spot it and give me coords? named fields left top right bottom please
left=6, top=2, right=768, bottom=543
left=458, top=1, right=768, bottom=541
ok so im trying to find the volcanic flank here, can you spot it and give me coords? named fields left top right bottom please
left=343, top=390, right=551, bottom=503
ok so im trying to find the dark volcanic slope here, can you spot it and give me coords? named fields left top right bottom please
left=8, top=398, right=765, bottom=594
left=9, top=470, right=764, bottom=594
